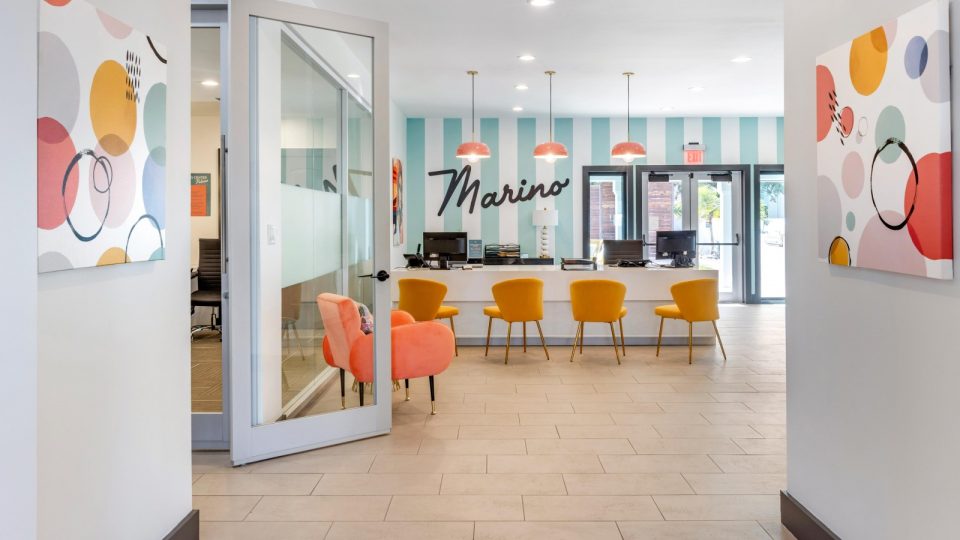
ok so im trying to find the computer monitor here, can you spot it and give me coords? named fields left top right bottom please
left=655, top=230, right=697, bottom=267
left=602, top=240, right=645, bottom=264
left=423, top=232, right=468, bottom=262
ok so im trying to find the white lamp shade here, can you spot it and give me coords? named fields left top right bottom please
left=532, top=209, right=559, bottom=227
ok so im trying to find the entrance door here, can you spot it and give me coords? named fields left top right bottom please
left=756, top=165, right=785, bottom=301
left=640, top=168, right=745, bottom=302
left=227, top=0, right=391, bottom=465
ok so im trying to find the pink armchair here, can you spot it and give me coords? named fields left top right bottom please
left=317, top=293, right=454, bottom=414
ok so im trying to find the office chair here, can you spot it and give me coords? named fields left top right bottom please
left=191, top=238, right=222, bottom=340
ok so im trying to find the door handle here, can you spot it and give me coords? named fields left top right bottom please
left=358, top=270, right=391, bottom=282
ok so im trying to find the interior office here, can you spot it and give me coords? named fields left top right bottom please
left=3, top=1, right=959, bottom=539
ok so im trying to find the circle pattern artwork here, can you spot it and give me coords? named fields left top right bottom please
left=904, top=36, right=928, bottom=79
left=874, top=106, right=905, bottom=164
left=816, top=65, right=836, bottom=142
left=90, top=60, right=138, bottom=156
left=841, top=151, right=865, bottom=198
left=904, top=151, right=953, bottom=260
left=37, top=117, right=79, bottom=230
left=143, top=83, right=167, bottom=154
left=828, top=237, right=851, bottom=266
left=870, top=137, right=918, bottom=231
left=38, top=32, right=80, bottom=134
left=849, top=27, right=888, bottom=96
left=920, top=30, right=949, bottom=103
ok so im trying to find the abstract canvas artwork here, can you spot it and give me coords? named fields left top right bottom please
left=816, top=0, right=952, bottom=279
left=38, top=0, right=167, bottom=273
left=392, top=158, right=404, bottom=247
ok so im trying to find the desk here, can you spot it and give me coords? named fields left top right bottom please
left=391, top=265, right=719, bottom=346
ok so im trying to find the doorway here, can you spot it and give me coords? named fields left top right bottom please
left=637, top=166, right=748, bottom=302
left=755, top=165, right=786, bottom=302
left=580, top=166, right=636, bottom=260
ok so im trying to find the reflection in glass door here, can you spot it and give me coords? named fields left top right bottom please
left=229, top=0, right=390, bottom=465
left=640, top=169, right=744, bottom=302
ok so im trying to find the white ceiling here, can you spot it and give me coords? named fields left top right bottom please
left=311, top=0, right=784, bottom=118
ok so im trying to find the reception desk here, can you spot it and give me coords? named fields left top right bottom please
left=391, top=265, right=719, bottom=346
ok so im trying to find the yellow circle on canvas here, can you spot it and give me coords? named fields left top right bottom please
left=97, top=247, right=128, bottom=266
left=90, top=60, right=137, bottom=156
left=828, top=237, right=851, bottom=266
left=849, top=27, right=887, bottom=96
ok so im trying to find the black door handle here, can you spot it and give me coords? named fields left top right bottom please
left=358, top=270, right=391, bottom=282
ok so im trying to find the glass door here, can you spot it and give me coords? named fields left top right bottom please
left=640, top=169, right=744, bottom=302
left=581, top=166, right=634, bottom=261
left=228, top=0, right=390, bottom=465
left=757, top=166, right=785, bottom=301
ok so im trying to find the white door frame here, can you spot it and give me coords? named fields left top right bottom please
left=227, top=0, right=391, bottom=465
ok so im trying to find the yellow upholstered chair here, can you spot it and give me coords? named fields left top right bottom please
left=569, top=280, right=628, bottom=364
left=484, top=278, right=549, bottom=364
left=654, top=278, right=726, bottom=364
left=397, top=278, right=460, bottom=356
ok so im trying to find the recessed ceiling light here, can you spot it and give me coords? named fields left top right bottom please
left=527, top=0, right=555, bottom=6
left=688, top=86, right=705, bottom=93
left=661, top=106, right=674, bottom=112
left=518, top=54, right=536, bottom=62
left=200, top=79, right=219, bottom=87
left=731, top=55, right=752, bottom=63
left=346, top=73, right=361, bottom=79
left=515, top=83, right=529, bottom=91
left=513, top=106, right=524, bottom=112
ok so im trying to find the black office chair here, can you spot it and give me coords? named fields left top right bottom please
left=191, top=238, right=222, bottom=339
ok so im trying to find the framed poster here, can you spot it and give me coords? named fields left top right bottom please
left=816, top=0, right=952, bottom=279
left=38, top=0, right=167, bottom=272
left=392, top=157, right=404, bottom=246
left=191, top=173, right=211, bottom=216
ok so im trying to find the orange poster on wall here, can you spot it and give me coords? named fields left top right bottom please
left=191, top=173, right=211, bottom=216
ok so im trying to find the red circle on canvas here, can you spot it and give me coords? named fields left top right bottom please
left=38, top=117, right=79, bottom=230
left=816, top=65, right=837, bottom=142
left=904, top=151, right=953, bottom=260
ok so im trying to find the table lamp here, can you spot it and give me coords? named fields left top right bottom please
left=532, top=208, right=559, bottom=258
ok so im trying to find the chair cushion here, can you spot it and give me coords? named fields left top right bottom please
left=654, top=304, right=682, bottom=319
left=436, top=305, right=459, bottom=318
left=483, top=305, right=502, bottom=318
left=191, top=289, right=221, bottom=307
left=619, top=306, right=628, bottom=319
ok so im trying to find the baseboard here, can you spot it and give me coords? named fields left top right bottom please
left=163, top=509, right=199, bottom=540
left=781, top=491, right=841, bottom=540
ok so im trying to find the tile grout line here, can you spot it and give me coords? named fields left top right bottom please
left=240, top=495, right=263, bottom=521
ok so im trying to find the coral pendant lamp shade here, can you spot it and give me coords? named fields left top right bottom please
left=456, top=70, right=491, bottom=163
left=534, top=70, right=568, bottom=163
left=611, top=72, right=647, bottom=163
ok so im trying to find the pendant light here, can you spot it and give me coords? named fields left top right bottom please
left=533, top=70, right=568, bottom=163
left=611, top=71, right=647, bottom=163
left=455, top=70, right=491, bottom=163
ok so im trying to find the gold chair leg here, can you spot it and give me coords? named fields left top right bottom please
left=656, top=317, right=664, bottom=357
left=579, top=321, right=584, bottom=354
left=712, top=320, right=727, bottom=361
left=523, top=322, right=527, bottom=352
left=485, top=317, right=493, bottom=356
left=688, top=322, right=693, bottom=365
left=570, top=321, right=582, bottom=362
left=449, top=317, right=459, bottom=356
left=535, top=320, right=550, bottom=360
left=505, top=323, right=513, bottom=365
left=609, top=322, right=621, bottom=365
left=618, top=317, right=626, bottom=357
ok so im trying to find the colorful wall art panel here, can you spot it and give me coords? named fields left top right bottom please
left=816, top=0, right=952, bottom=279
left=392, top=158, right=404, bottom=247
left=38, top=0, right=167, bottom=273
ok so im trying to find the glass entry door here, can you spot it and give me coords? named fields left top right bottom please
left=228, top=0, right=390, bottom=465
left=757, top=167, right=785, bottom=301
left=640, top=169, right=744, bottom=302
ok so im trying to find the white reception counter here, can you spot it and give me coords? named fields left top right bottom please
left=391, top=265, right=719, bottom=346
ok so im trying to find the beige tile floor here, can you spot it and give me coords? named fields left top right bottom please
left=193, top=304, right=795, bottom=540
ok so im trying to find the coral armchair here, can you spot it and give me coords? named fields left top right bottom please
left=317, top=293, right=454, bottom=413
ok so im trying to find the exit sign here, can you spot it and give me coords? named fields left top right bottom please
left=683, top=142, right=705, bottom=165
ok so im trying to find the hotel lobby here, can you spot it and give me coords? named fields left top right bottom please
left=4, top=1, right=959, bottom=539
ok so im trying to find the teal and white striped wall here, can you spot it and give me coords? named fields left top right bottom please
left=405, top=116, right=784, bottom=258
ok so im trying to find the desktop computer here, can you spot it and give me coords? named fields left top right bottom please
left=655, top=230, right=697, bottom=268
left=422, top=232, right=468, bottom=269
left=602, top=239, right=650, bottom=267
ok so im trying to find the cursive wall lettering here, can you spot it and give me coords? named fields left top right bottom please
left=430, top=165, right=570, bottom=216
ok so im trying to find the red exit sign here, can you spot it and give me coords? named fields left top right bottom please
left=683, top=142, right=706, bottom=165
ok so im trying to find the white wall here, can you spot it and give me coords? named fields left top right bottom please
left=190, top=103, right=221, bottom=268
left=35, top=1, right=193, bottom=539
left=785, top=1, right=960, bottom=538
left=0, top=1, right=38, bottom=538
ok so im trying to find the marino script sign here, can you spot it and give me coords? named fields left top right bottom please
left=430, top=165, right=570, bottom=216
